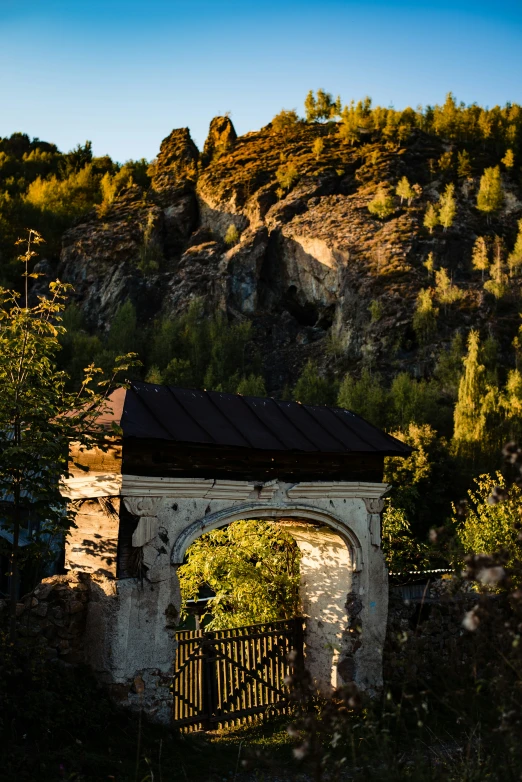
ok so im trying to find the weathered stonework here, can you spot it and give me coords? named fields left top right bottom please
left=62, top=472, right=390, bottom=722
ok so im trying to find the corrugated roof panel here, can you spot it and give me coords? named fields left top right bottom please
left=273, top=401, right=346, bottom=452
left=208, top=392, right=286, bottom=451
left=137, top=384, right=213, bottom=443
left=244, top=397, right=319, bottom=451
left=331, top=408, right=411, bottom=454
left=170, top=387, right=250, bottom=447
left=116, top=382, right=412, bottom=457
left=121, top=387, right=173, bottom=440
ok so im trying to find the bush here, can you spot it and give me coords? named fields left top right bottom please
left=367, top=185, right=394, bottom=219
left=224, top=223, right=240, bottom=246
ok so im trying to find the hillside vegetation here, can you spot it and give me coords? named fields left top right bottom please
left=2, top=91, right=522, bottom=545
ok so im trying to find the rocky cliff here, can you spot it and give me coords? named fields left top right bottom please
left=56, top=116, right=522, bottom=392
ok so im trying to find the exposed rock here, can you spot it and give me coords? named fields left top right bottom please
left=202, top=115, right=237, bottom=166
left=53, top=120, right=522, bottom=390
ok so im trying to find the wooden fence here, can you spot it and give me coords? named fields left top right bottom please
left=172, top=617, right=304, bottom=730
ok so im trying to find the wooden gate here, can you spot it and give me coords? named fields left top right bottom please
left=172, top=617, right=304, bottom=730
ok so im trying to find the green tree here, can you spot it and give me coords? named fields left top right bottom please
left=276, top=162, right=299, bottom=193
left=423, top=251, right=435, bottom=277
left=453, top=330, right=487, bottom=455
left=0, top=231, right=134, bottom=638
left=457, top=150, right=473, bottom=179
left=236, top=374, right=266, bottom=396
left=271, top=109, right=300, bottom=134
left=471, top=236, right=489, bottom=280
left=368, top=185, right=394, bottom=219
left=293, top=360, right=333, bottom=405
left=438, top=183, right=456, bottom=231
left=501, top=148, right=515, bottom=169
left=312, top=137, right=325, bottom=160
left=395, top=176, right=415, bottom=205
left=178, top=519, right=301, bottom=629
left=434, top=332, right=465, bottom=400
left=508, top=219, right=522, bottom=277
left=457, top=473, right=522, bottom=574
left=477, top=166, right=504, bottom=220
left=434, top=268, right=463, bottom=306
left=337, top=369, right=387, bottom=428
left=484, top=236, right=508, bottom=298
left=388, top=373, right=440, bottom=431
left=413, top=288, right=438, bottom=345
left=224, top=223, right=240, bottom=246
left=424, top=202, right=439, bottom=233
left=304, top=90, right=317, bottom=122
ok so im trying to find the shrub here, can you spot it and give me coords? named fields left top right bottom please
left=224, top=223, right=240, bottom=246
left=276, top=162, right=299, bottom=192
left=367, top=185, right=394, bottom=219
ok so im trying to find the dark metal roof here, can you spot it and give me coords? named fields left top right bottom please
left=106, top=382, right=411, bottom=456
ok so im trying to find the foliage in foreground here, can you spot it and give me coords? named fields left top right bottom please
left=178, top=519, right=301, bottom=629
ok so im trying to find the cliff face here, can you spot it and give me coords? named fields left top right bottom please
left=57, top=117, right=522, bottom=391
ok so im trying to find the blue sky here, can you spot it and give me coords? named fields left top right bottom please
left=1, top=0, right=521, bottom=162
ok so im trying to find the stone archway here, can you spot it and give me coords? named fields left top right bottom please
left=62, top=382, right=410, bottom=723
left=71, top=476, right=388, bottom=722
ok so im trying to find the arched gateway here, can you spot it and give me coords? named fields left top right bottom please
left=62, top=382, right=410, bottom=723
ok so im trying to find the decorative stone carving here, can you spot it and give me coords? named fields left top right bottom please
left=288, top=482, right=389, bottom=499
left=363, top=498, right=385, bottom=548
left=123, top=496, right=163, bottom=547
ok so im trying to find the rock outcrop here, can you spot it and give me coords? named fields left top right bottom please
left=56, top=116, right=522, bottom=391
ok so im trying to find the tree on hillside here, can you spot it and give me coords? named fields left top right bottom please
left=501, top=148, right=515, bottom=169
left=271, top=109, right=300, bottom=134
left=477, top=166, right=504, bottom=221
left=438, top=183, right=456, bottom=231
left=396, top=176, right=415, bottom=205
left=423, top=251, right=435, bottom=277
left=304, top=89, right=340, bottom=122
left=368, top=185, right=394, bottom=219
left=0, top=230, right=136, bottom=639
left=413, top=288, right=438, bottom=346
left=453, top=330, right=487, bottom=455
left=484, top=236, right=508, bottom=298
left=471, top=236, right=489, bottom=280
left=457, top=150, right=473, bottom=179
left=293, top=360, right=333, bottom=405
left=434, top=268, right=463, bottom=307
left=508, top=219, right=522, bottom=277
left=337, top=369, right=386, bottom=428
left=424, top=202, right=439, bottom=234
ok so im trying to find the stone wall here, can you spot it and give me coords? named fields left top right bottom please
left=0, top=573, right=90, bottom=663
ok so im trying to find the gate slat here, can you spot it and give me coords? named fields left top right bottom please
left=173, top=618, right=303, bottom=730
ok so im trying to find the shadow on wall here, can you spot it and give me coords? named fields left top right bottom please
left=278, top=520, right=354, bottom=694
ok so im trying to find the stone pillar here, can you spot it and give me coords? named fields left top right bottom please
left=281, top=522, right=353, bottom=695
left=82, top=495, right=179, bottom=723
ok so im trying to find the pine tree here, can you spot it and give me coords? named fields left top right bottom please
left=423, top=251, right=435, bottom=277
left=368, top=185, right=394, bottom=219
left=457, top=150, right=473, bottom=179
left=413, top=288, right=439, bottom=345
left=477, top=166, right=504, bottom=220
left=396, top=176, right=415, bottom=205
left=293, top=360, right=333, bottom=405
left=508, top=218, right=522, bottom=277
left=438, top=183, right=456, bottom=231
left=484, top=236, right=508, bottom=298
left=471, top=236, right=489, bottom=280
left=424, top=202, right=439, bottom=234
left=304, top=90, right=317, bottom=122
left=312, top=137, right=324, bottom=160
left=453, top=330, right=487, bottom=454
left=434, top=268, right=463, bottom=306
left=502, top=148, right=515, bottom=169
